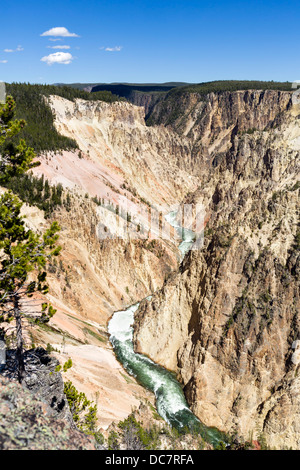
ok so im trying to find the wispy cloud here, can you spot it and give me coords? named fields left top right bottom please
left=103, top=46, right=123, bottom=52
left=47, top=45, right=71, bottom=50
left=0, top=60, right=8, bottom=63
left=41, top=27, right=80, bottom=38
left=49, top=38, right=62, bottom=42
left=41, top=52, right=74, bottom=65
left=4, top=45, right=24, bottom=53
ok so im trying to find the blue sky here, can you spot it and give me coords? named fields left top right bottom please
left=0, top=0, right=300, bottom=85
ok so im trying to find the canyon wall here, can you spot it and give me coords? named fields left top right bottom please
left=23, top=89, right=299, bottom=445
left=31, top=95, right=202, bottom=322
left=22, top=94, right=202, bottom=429
left=134, top=89, right=300, bottom=448
left=147, top=89, right=293, bottom=174
left=46, top=95, right=197, bottom=205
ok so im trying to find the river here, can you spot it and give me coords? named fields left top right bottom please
left=108, top=210, right=226, bottom=448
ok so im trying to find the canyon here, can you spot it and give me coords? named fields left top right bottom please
left=17, top=86, right=299, bottom=448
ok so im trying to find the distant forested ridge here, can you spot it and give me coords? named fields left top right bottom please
left=7, top=82, right=124, bottom=103
left=63, top=80, right=293, bottom=100
left=55, top=82, right=189, bottom=97
left=89, top=83, right=186, bottom=100
left=5, top=83, right=123, bottom=154
left=166, top=80, right=293, bottom=97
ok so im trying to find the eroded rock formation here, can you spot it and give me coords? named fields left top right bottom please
left=18, top=88, right=299, bottom=447
left=133, top=90, right=300, bottom=449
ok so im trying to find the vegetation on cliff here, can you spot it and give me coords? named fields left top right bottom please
left=64, top=380, right=100, bottom=437
left=3, top=172, right=70, bottom=218
left=0, top=94, right=38, bottom=181
left=167, top=80, right=293, bottom=97
left=5, top=83, right=123, bottom=153
left=0, top=95, right=61, bottom=383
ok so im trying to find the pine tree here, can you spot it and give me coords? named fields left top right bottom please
left=0, top=95, right=39, bottom=183
left=0, top=191, right=61, bottom=382
left=0, top=95, right=61, bottom=383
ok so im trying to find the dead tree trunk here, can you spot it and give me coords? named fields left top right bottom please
left=14, top=294, right=25, bottom=383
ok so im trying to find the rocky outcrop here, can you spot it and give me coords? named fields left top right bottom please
left=147, top=89, right=293, bottom=175
left=128, top=91, right=167, bottom=119
left=134, top=94, right=300, bottom=449
left=0, top=347, right=98, bottom=449
left=2, top=347, right=73, bottom=423
left=0, top=375, right=95, bottom=450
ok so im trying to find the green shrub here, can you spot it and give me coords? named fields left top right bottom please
left=64, top=380, right=98, bottom=436
left=3, top=172, right=68, bottom=218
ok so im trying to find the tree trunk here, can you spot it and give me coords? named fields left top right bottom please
left=14, top=294, right=25, bottom=383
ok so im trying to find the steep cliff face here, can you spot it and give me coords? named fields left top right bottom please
left=128, top=91, right=167, bottom=119
left=147, top=90, right=293, bottom=175
left=45, top=96, right=197, bottom=206
left=134, top=92, right=300, bottom=448
left=30, top=95, right=202, bottom=321
left=48, top=192, right=178, bottom=323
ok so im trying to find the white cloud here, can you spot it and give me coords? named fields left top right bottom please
left=49, top=38, right=62, bottom=42
left=0, top=60, right=8, bottom=64
left=41, top=52, right=74, bottom=65
left=41, top=27, right=80, bottom=38
left=105, top=46, right=123, bottom=52
left=4, top=45, right=23, bottom=53
left=47, top=45, right=71, bottom=49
